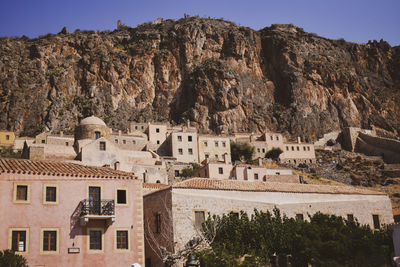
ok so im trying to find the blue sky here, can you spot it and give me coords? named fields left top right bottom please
left=0, top=0, right=399, bottom=45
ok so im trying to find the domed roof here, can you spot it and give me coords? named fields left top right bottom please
left=79, top=116, right=106, bottom=126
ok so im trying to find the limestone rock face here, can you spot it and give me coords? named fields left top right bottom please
left=0, top=18, right=399, bottom=140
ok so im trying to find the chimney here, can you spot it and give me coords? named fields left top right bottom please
left=143, top=171, right=148, bottom=183
left=114, top=161, right=120, bottom=171
left=187, top=120, right=190, bottom=128
left=258, top=157, right=263, bottom=166
left=297, top=136, right=301, bottom=143
left=118, top=130, right=122, bottom=136
left=60, top=131, right=64, bottom=137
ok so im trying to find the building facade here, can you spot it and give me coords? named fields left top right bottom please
left=0, top=158, right=144, bottom=267
left=197, top=135, right=231, bottom=163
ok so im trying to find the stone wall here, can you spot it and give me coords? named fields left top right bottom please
left=355, top=132, right=400, bottom=163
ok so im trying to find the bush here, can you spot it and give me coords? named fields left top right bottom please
left=0, top=250, right=28, bottom=267
left=180, top=163, right=201, bottom=178
left=265, top=147, right=283, bottom=160
left=231, top=141, right=255, bottom=164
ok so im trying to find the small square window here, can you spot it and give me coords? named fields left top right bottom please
left=99, top=142, right=106, bottom=151
left=188, top=148, right=193, bottom=155
left=156, top=128, right=160, bottom=133
left=222, top=142, right=226, bottom=147
left=262, top=148, right=265, bottom=153
left=297, top=146, right=300, bottom=151
left=188, top=136, right=192, bottom=142
left=286, top=146, right=289, bottom=151
left=178, top=148, right=183, bottom=155
left=254, top=173, right=259, bottom=180
left=175, top=170, right=180, bottom=177
left=270, top=136, right=273, bottom=140
left=123, top=140, right=126, bottom=144
left=132, top=140, right=136, bottom=145
left=6, top=135, right=10, bottom=140
left=204, top=141, right=208, bottom=147
left=215, top=141, right=219, bottom=147
left=116, top=230, right=129, bottom=250
left=215, top=154, right=219, bottom=159
left=303, top=146, right=306, bottom=151
left=45, top=186, right=57, bottom=203
left=296, top=214, right=304, bottom=221
left=205, top=154, right=209, bottom=159
left=42, top=139, right=45, bottom=144
left=11, top=230, right=27, bottom=252
left=157, top=140, right=160, bottom=145
left=257, top=148, right=260, bottom=152
left=307, top=146, right=310, bottom=151
left=218, top=167, right=223, bottom=174
left=117, top=189, right=127, bottom=205
left=178, top=136, right=182, bottom=142
left=95, top=131, right=101, bottom=139
left=347, top=214, right=354, bottom=221
left=65, top=142, right=69, bottom=146
left=115, top=139, right=118, bottom=144
left=135, top=126, right=138, bottom=130
left=16, top=185, right=28, bottom=201
left=276, top=136, right=279, bottom=140
left=141, top=126, right=144, bottom=130
left=291, top=146, right=294, bottom=151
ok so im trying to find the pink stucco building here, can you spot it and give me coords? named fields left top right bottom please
left=0, top=158, right=144, bottom=267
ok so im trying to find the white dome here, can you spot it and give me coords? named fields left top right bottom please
left=79, top=116, right=106, bottom=126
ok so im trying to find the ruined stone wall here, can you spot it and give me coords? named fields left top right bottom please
left=355, top=132, right=400, bottom=163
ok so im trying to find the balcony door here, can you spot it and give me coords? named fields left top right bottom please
left=88, top=186, right=101, bottom=214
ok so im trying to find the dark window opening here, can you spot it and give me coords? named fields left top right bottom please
left=43, top=231, right=57, bottom=251
left=155, top=214, right=161, bottom=233
left=347, top=214, right=354, bottom=221
left=89, top=230, right=102, bottom=250
left=373, top=215, right=380, bottom=229
left=46, top=187, right=57, bottom=202
left=16, top=185, right=28, bottom=201
left=218, top=167, right=223, bottom=174
left=11, top=231, right=26, bottom=252
left=117, top=189, right=127, bottom=204
left=296, top=214, right=304, bottom=221
left=99, top=142, right=106, bottom=151
left=188, top=136, right=192, bottom=142
left=95, top=131, right=101, bottom=139
left=116, top=230, right=128, bottom=249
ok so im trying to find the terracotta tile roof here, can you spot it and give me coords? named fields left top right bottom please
left=143, top=183, right=170, bottom=189
left=172, top=178, right=385, bottom=195
left=0, top=158, right=136, bottom=179
left=393, top=207, right=400, bottom=215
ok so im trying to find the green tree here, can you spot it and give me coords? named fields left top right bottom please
left=231, top=142, right=255, bottom=164
left=0, top=250, right=28, bottom=267
left=180, top=163, right=201, bottom=178
left=197, top=209, right=393, bottom=267
left=265, top=147, right=283, bottom=160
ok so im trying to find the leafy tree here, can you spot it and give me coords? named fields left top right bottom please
left=197, top=209, right=393, bottom=267
left=231, top=142, right=255, bottom=163
left=180, top=163, right=201, bottom=178
left=0, top=250, right=28, bottom=267
left=265, top=147, right=283, bottom=160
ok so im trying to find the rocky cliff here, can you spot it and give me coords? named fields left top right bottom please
left=1, top=17, right=399, bottom=140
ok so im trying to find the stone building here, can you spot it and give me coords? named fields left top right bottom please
left=197, top=134, right=231, bottom=163
left=169, top=130, right=198, bottom=163
left=0, top=158, right=144, bottom=267
left=0, top=130, right=15, bottom=147
left=144, top=178, right=393, bottom=266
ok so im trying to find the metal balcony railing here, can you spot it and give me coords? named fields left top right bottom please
left=79, top=199, right=115, bottom=216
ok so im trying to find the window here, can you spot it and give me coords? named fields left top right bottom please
left=6, top=135, right=10, bottom=140
left=276, top=172, right=280, bottom=175
left=373, top=215, right=380, bottom=229
left=307, top=146, right=310, bottom=151
left=263, top=176, right=267, bottom=182
left=99, top=142, right=106, bottom=151
left=157, top=140, right=160, bottom=145
left=188, top=148, right=193, bottom=155
left=88, top=229, right=103, bottom=252
left=177, top=136, right=182, bottom=142
left=155, top=214, right=161, bottom=234
left=44, top=185, right=58, bottom=204
left=215, top=154, right=219, bottom=159
left=188, top=136, right=192, bottom=142
left=175, top=170, right=180, bottom=177
left=262, top=148, right=265, bottom=153
left=123, top=140, right=126, bottom=144
left=254, top=173, right=259, bottom=180
left=116, top=230, right=129, bottom=250
left=14, top=183, right=30, bottom=203
left=156, top=128, right=160, bottom=133
left=291, top=146, right=294, bottom=151
left=95, top=131, right=101, bottom=139
left=41, top=229, right=58, bottom=253
left=116, top=189, right=127, bottom=205
left=132, top=140, right=136, bottom=145
left=215, top=141, right=219, bottom=147
left=42, top=139, right=45, bottom=144
left=205, top=154, right=209, bottom=159
left=270, top=136, right=273, bottom=140
left=218, top=167, right=223, bottom=174
left=178, top=148, right=183, bottom=155
left=204, top=141, right=208, bottom=147
left=347, top=214, right=354, bottom=221
left=257, top=148, right=260, bottom=152
left=146, top=258, right=152, bottom=267
left=222, top=142, right=226, bottom=147
left=194, top=211, right=205, bottom=229
left=115, top=139, right=118, bottom=144
left=297, top=146, right=300, bottom=151
left=303, top=146, right=306, bottom=151
left=286, top=146, right=289, bottom=151
left=135, top=126, right=138, bottom=130
left=276, top=136, right=279, bottom=140
left=141, top=126, right=144, bottom=130
left=10, top=229, right=28, bottom=253
left=296, top=214, right=304, bottom=221
left=65, top=142, right=69, bottom=146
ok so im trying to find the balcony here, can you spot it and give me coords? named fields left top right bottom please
left=79, top=199, right=115, bottom=226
